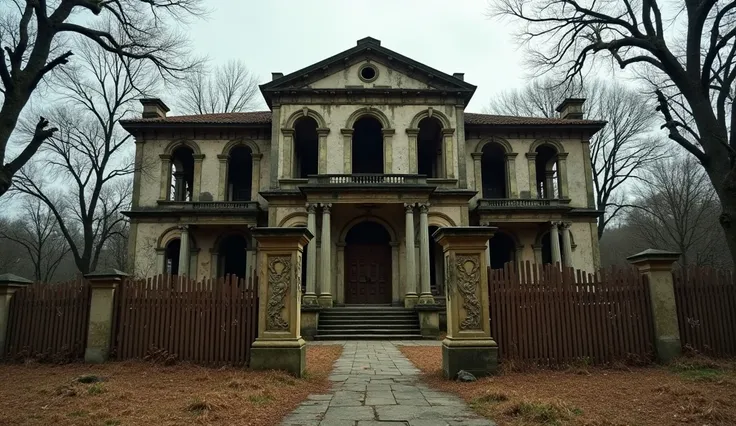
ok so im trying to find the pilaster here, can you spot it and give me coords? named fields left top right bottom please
left=406, top=128, right=419, bottom=174
left=281, top=128, right=295, bottom=179
left=505, top=153, right=519, bottom=198
left=442, top=128, right=456, bottom=179
left=192, top=154, right=204, bottom=201
left=251, top=153, right=263, bottom=202
left=159, top=154, right=171, bottom=200
left=557, top=152, right=569, bottom=199
left=471, top=153, right=483, bottom=195
left=418, top=204, right=435, bottom=305
left=341, top=129, right=353, bottom=174
left=217, top=154, right=229, bottom=201
left=318, top=203, right=333, bottom=307
left=178, top=225, right=190, bottom=276
left=303, top=204, right=318, bottom=306
left=526, top=153, right=538, bottom=199
left=382, top=128, right=395, bottom=173
left=317, top=128, right=330, bottom=174
left=404, top=203, right=418, bottom=308
left=84, top=269, right=127, bottom=363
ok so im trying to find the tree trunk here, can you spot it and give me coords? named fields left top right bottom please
left=715, top=167, right=736, bottom=268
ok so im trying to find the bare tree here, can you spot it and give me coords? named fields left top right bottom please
left=487, top=78, right=664, bottom=237
left=0, top=0, right=204, bottom=198
left=13, top=36, right=147, bottom=274
left=97, top=215, right=130, bottom=272
left=492, top=0, right=736, bottom=268
left=177, top=60, right=261, bottom=114
left=0, top=197, right=69, bottom=281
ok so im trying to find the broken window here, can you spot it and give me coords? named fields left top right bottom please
left=418, top=118, right=443, bottom=178
left=535, top=145, right=560, bottom=199
left=481, top=143, right=508, bottom=198
left=352, top=116, right=383, bottom=173
left=294, top=117, right=319, bottom=178
left=227, top=146, right=253, bottom=201
left=165, top=239, right=181, bottom=275
left=170, top=147, right=195, bottom=201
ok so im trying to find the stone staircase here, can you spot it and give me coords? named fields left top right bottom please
left=315, top=305, right=423, bottom=340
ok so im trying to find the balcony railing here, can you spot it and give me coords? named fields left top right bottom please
left=157, top=200, right=259, bottom=210
left=307, top=174, right=427, bottom=185
left=477, top=198, right=570, bottom=208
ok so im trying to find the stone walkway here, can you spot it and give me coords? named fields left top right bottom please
left=281, top=341, right=495, bottom=426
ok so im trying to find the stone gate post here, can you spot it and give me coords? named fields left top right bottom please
left=250, top=227, right=313, bottom=377
left=84, top=269, right=128, bottom=363
left=433, top=227, right=498, bottom=378
left=627, top=249, right=682, bottom=363
left=0, top=274, right=32, bottom=356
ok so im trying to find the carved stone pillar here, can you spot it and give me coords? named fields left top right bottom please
left=561, top=222, right=573, bottom=267
left=318, top=203, right=333, bottom=307
left=217, top=154, right=229, bottom=201
left=317, top=128, right=330, bottom=174
left=406, top=128, right=419, bottom=174
left=404, top=203, right=418, bottom=307
left=442, top=128, right=455, bottom=178
left=192, top=154, right=204, bottom=201
left=557, top=153, right=569, bottom=199
left=505, top=153, right=518, bottom=198
left=382, top=128, right=395, bottom=173
left=471, top=153, right=483, bottom=196
left=251, top=153, right=263, bottom=201
left=250, top=227, right=313, bottom=377
left=84, top=269, right=127, bottom=363
left=281, top=128, right=295, bottom=179
left=303, top=204, right=318, bottom=306
left=178, top=225, right=190, bottom=277
left=418, top=204, right=435, bottom=305
left=550, top=222, right=562, bottom=266
left=341, top=129, right=353, bottom=174
left=433, top=227, right=498, bottom=378
left=526, top=153, right=538, bottom=199
left=159, top=154, right=171, bottom=200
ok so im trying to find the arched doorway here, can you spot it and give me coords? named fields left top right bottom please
left=294, top=117, right=318, bottom=178
left=165, top=239, right=181, bottom=275
left=490, top=232, right=516, bottom=269
left=344, top=221, right=392, bottom=304
left=481, top=143, right=507, bottom=198
left=218, top=234, right=248, bottom=278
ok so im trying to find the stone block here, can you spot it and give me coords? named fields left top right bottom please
left=300, top=308, right=319, bottom=340
left=249, top=343, right=306, bottom=377
left=416, top=305, right=441, bottom=338
left=442, top=341, right=498, bottom=378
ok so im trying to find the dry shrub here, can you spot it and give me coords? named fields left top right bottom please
left=186, top=398, right=214, bottom=414
left=504, top=400, right=580, bottom=425
left=143, top=347, right=178, bottom=365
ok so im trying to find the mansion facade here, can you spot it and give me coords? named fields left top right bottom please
left=122, top=37, right=604, bottom=307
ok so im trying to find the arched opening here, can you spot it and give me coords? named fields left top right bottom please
left=418, top=118, right=443, bottom=178
left=218, top=234, right=248, bottom=278
left=489, top=232, right=516, bottom=269
left=481, top=143, right=507, bottom=198
left=294, top=117, right=319, bottom=178
left=535, top=145, right=559, bottom=199
left=428, top=225, right=445, bottom=296
left=165, top=239, right=181, bottom=275
left=227, top=146, right=253, bottom=201
left=541, top=232, right=565, bottom=265
left=170, top=147, right=194, bottom=201
left=344, top=221, right=392, bottom=304
left=352, top=116, right=383, bottom=174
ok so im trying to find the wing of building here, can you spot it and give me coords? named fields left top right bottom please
left=121, top=37, right=605, bottom=307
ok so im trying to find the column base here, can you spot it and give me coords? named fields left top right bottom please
left=300, top=307, right=321, bottom=340
left=655, top=336, right=682, bottom=363
left=84, top=347, right=109, bottom=364
left=418, top=293, right=435, bottom=305
left=250, top=339, right=306, bottom=377
left=302, top=294, right=319, bottom=307
left=318, top=294, right=333, bottom=308
left=404, top=293, right=418, bottom=308
left=416, top=306, right=441, bottom=338
left=442, top=338, right=498, bottom=379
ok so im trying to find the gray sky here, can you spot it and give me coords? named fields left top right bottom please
left=184, top=0, right=523, bottom=113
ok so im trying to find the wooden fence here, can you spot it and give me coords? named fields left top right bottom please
left=111, top=274, right=259, bottom=366
left=674, top=267, right=736, bottom=356
left=4, top=278, right=91, bottom=361
left=489, top=262, right=655, bottom=366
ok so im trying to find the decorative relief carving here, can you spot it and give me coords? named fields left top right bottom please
left=445, top=255, right=453, bottom=300
left=295, top=253, right=302, bottom=295
left=266, top=256, right=291, bottom=331
left=455, top=254, right=482, bottom=330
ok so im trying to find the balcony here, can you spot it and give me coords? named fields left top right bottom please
left=124, top=200, right=260, bottom=221
left=157, top=200, right=260, bottom=211
left=476, top=198, right=571, bottom=214
left=307, top=174, right=427, bottom=185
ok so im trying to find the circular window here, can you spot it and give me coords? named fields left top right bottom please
left=359, top=64, right=378, bottom=82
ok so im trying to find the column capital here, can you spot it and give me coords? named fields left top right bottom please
left=306, top=203, right=317, bottom=213
left=217, top=154, right=229, bottom=162
left=525, top=152, right=537, bottom=160
left=441, top=128, right=456, bottom=136
left=340, top=128, right=354, bottom=136
left=382, top=128, right=396, bottom=136
left=505, top=152, right=519, bottom=159
left=321, top=203, right=332, bottom=213
left=549, top=221, right=561, bottom=229
left=316, top=127, right=331, bottom=136
left=557, top=152, right=569, bottom=160
left=560, top=221, right=572, bottom=230
left=405, top=128, right=420, bottom=136
left=471, top=152, right=483, bottom=160
left=178, top=224, right=190, bottom=232
left=404, top=203, right=416, bottom=213
left=252, top=153, right=263, bottom=161
left=418, top=203, right=430, bottom=214
left=281, top=128, right=295, bottom=136
left=192, top=154, right=205, bottom=162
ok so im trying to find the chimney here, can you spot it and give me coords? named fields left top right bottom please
left=271, top=72, right=284, bottom=81
left=555, top=98, right=586, bottom=119
left=140, top=98, right=170, bottom=119
left=453, top=72, right=465, bottom=81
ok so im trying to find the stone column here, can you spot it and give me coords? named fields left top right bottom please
left=382, top=128, right=395, bottom=173
left=557, top=153, right=569, bottom=199
left=281, top=128, right=295, bottom=179
left=526, top=153, right=538, bottom=198
left=561, top=222, right=573, bottom=267
left=251, top=153, right=263, bottom=201
left=303, top=204, right=318, bottom=306
left=627, top=249, right=682, bottom=362
left=418, top=203, right=435, bottom=305
left=404, top=203, right=418, bottom=307
left=471, top=153, right=483, bottom=196
left=250, top=227, right=313, bottom=377
left=192, top=154, right=204, bottom=201
left=434, top=227, right=499, bottom=378
left=318, top=203, right=333, bottom=307
left=406, top=128, right=420, bottom=174
left=0, top=274, right=32, bottom=357
left=533, top=245, right=543, bottom=265
left=317, top=128, right=330, bottom=174
left=549, top=222, right=562, bottom=266
left=159, top=154, right=171, bottom=200
left=217, top=154, right=229, bottom=201
left=341, top=129, right=353, bottom=174
left=505, top=153, right=518, bottom=198
left=209, top=249, right=219, bottom=278
left=155, top=249, right=166, bottom=275
left=84, top=269, right=128, bottom=363
left=178, top=225, right=190, bottom=276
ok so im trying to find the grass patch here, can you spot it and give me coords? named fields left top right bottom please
left=676, top=367, right=726, bottom=382
left=504, top=401, right=579, bottom=426
left=186, top=398, right=214, bottom=415
left=87, top=383, right=106, bottom=395
left=472, top=391, right=509, bottom=405
left=103, top=420, right=121, bottom=426
left=247, top=393, right=274, bottom=404
left=76, top=374, right=101, bottom=384
left=68, top=410, right=88, bottom=418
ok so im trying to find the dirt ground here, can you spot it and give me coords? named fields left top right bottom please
left=400, top=346, right=736, bottom=426
left=0, top=345, right=342, bottom=426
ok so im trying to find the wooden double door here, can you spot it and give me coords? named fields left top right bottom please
left=344, top=243, right=392, bottom=304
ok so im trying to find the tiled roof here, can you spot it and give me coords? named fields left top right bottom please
left=121, top=111, right=605, bottom=127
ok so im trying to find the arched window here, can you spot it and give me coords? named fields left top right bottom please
left=170, top=147, right=194, bottom=201
left=418, top=118, right=443, bottom=178
left=481, top=143, right=507, bottom=198
left=294, top=117, right=318, bottom=178
left=227, top=146, right=253, bottom=201
left=489, top=232, right=515, bottom=269
left=165, top=239, right=181, bottom=275
left=535, top=145, right=560, bottom=199
left=352, top=116, right=383, bottom=173
left=218, top=234, right=248, bottom=278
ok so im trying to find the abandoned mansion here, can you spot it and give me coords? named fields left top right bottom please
left=121, top=37, right=605, bottom=308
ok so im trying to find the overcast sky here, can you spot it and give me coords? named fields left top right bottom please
left=182, top=0, right=523, bottom=113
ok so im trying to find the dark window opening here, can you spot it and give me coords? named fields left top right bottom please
left=219, top=234, right=248, bottom=279
left=541, top=232, right=565, bottom=265
left=489, top=232, right=515, bottom=269
left=294, top=117, right=319, bottom=178
left=360, top=65, right=377, bottom=81
left=227, top=146, right=253, bottom=201
left=165, top=239, right=181, bottom=275
left=171, top=147, right=194, bottom=201
left=346, top=221, right=391, bottom=244
left=418, top=118, right=443, bottom=178
left=352, top=117, right=384, bottom=174
left=535, top=145, right=559, bottom=199
left=481, top=143, right=507, bottom=198
left=428, top=225, right=445, bottom=296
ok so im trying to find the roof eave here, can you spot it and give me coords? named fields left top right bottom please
left=120, top=120, right=271, bottom=133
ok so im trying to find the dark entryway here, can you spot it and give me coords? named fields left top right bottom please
left=344, top=221, right=392, bottom=304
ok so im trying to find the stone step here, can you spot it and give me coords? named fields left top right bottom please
left=314, top=334, right=424, bottom=340
left=319, top=314, right=417, bottom=321
left=319, top=319, right=419, bottom=325
left=318, top=328, right=420, bottom=335
left=319, top=323, right=419, bottom=330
